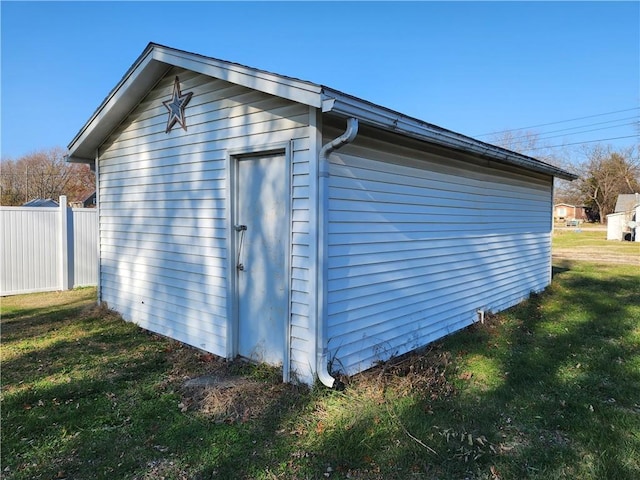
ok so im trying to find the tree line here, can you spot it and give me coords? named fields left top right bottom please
left=0, top=147, right=95, bottom=206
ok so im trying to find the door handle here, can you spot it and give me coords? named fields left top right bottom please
left=236, top=224, right=247, bottom=272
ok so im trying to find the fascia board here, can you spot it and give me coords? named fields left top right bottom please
left=323, top=88, right=578, bottom=181
left=152, top=47, right=323, bottom=108
left=67, top=50, right=171, bottom=160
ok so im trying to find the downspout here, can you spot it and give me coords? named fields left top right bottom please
left=317, top=117, right=358, bottom=388
left=94, top=150, right=101, bottom=306
left=549, top=178, right=555, bottom=286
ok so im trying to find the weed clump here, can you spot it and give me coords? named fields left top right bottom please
left=347, top=344, right=456, bottom=401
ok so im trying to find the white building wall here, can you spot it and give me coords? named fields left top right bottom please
left=636, top=205, right=640, bottom=243
left=98, top=68, right=311, bottom=360
left=325, top=128, right=553, bottom=376
left=289, top=134, right=315, bottom=384
left=606, top=213, right=626, bottom=241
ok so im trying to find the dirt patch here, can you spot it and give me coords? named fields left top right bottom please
left=80, top=302, right=123, bottom=322
left=158, top=345, right=306, bottom=424
left=181, top=377, right=298, bottom=423
left=553, top=250, right=639, bottom=265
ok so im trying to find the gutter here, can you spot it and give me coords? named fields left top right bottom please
left=322, top=88, right=578, bottom=182
left=316, top=117, right=358, bottom=388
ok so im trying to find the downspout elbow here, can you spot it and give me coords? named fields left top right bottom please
left=319, top=117, right=359, bottom=161
left=317, top=353, right=337, bottom=388
left=317, top=117, right=358, bottom=388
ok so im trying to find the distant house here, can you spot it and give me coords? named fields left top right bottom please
left=83, top=191, right=97, bottom=208
left=66, top=43, right=576, bottom=386
left=69, top=191, right=96, bottom=209
left=23, top=198, right=59, bottom=207
left=607, top=193, right=640, bottom=241
left=553, top=203, right=588, bottom=222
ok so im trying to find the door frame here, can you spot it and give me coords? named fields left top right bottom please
left=225, top=141, right=292, bottom=380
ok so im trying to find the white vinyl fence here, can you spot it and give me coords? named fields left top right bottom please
left=1, top=196, right=98, bottom=296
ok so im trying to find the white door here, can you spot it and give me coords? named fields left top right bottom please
left=236, top=153, right=288, bottom=364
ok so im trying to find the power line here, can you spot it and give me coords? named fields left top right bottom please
left=534, top=122, right=638, bottom=143
left=495, top=116, right=638, bottom=142
left=475, top=107, right=640, bottom=137
left=522, top=135, right=639, bottom=152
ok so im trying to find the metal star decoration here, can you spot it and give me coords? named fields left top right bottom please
left=162, top=76, right=193, bottom=133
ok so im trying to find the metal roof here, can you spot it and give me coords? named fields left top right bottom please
left=67, top=43, right=577, bottom=181
left=23, top=198, right=59, bottom=207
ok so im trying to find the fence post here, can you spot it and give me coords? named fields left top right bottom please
left=59, top=195, right=70, bottom=290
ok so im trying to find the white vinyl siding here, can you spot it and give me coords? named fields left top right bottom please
left=98, top=68, right=311, bottom=358
left=326, top=130, right=553, bottom=376
left=70, top=208, right=99, bottom=288
left=0, top=207, right=60, bottom=295
left=290, top=136, right=314, bottom=383
left=1, top=206, right=97, bottom=296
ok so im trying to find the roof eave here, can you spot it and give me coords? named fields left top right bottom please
left=322, top=87, right=578, bottom=181
left=67, top=44, right=171, bottom=161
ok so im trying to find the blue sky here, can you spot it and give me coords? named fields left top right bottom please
left=1, top=1, right=638, bottom=161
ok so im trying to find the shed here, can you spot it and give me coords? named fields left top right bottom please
left=67, top=43, right=576, bottom=386
left=607, top=193, right=640, bottom=242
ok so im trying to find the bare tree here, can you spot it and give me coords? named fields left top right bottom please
left=0, top=147, right=94, bottom=206
left=489, top=129, right=579, bottom=204
left=489, top=129, right=564, bottom=165
left=576, top=145, right=640, bottom=222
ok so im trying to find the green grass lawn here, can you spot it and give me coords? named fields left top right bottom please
left=2, top=260, right=639, bottom=479
left=553, top=227, right=640, bottom=254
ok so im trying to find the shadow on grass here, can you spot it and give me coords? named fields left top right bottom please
left=1, top=297, right=317, bottom=480
left=1, top=291, right=97, bottom=343
left=551, top=260, right=572, bottom=278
